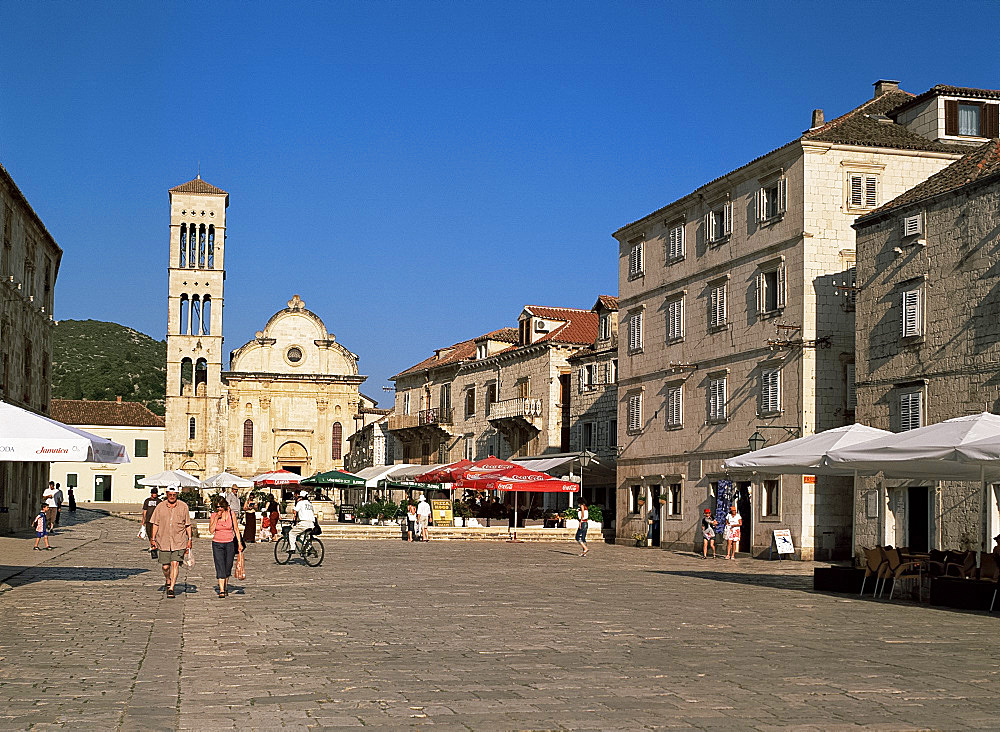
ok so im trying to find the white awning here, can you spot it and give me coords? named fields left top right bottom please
left=0, top=400, right=130, bottom=464
left=355, top=464, right=416, bottom=488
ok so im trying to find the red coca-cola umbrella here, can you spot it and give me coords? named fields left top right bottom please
left=414, top=459, right=473, bottom=484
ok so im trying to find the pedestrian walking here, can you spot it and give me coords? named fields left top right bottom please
left=723, top=504, right=742, bottom=560
left=67, top=486, right=76, bottom=512
left=576, top=500, right=590, bottom=556
left=242, top=494, right=257, bottom=545
left=224, top=485, right=241, bottom=520
left=265, top=496, right=279, bottom=541
left=701, top=508, right=718, bottom=558
left=140, top=487, right=160, bottom=552
left=405, top=502, right=417, bottom=541
left=32, top=505, right=51, bottom=550
left=53, top=483, right=63, bottom=528
left=209, top=496, right=243, bottom=598
left=150, top=486, right=192, bottom=598
left=416, top=494, right=431, bottom=541
left=42, top=482, right=58, bottom=535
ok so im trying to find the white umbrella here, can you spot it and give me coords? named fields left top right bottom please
left=138, top=469, right=202, bottom=488
left=826, top=413, right=1000, bottom=481
left=724, top=424, right=892, bottom=475
left=0, top=400, right=130, bottom=463
left=201, top=472, right=253, bottom=489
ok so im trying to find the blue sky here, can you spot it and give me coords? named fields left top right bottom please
left=3, top=1, right=999, bottom=400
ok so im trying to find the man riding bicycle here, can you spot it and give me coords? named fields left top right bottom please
left=287, top=489, right=315, bottom=551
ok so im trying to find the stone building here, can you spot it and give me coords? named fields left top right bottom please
left=613, top=81, right=972, bottom=558
left=345, top=411, right=397, bottom=473
left=852, top=135, right=1000, bottom=558
left=0, top=163, right=62, bottom=530
left=164, top=178, right=367, bottom=480
left=49, top=398, right=165, bottom=505
left=389, top=304, right=601, bottom=468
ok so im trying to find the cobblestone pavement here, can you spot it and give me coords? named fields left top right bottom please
left=1, top=511, right=998, bottom=730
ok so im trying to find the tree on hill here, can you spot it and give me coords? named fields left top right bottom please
left=51, top=319, right=167, bottom=415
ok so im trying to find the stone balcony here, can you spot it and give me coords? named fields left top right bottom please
left=488, top=397, right=542, bottom=421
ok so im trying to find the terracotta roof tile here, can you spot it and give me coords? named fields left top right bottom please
left=535, top=309, right=599, bottom=345
left=887, top=84, right=1000, bottom=117
left=474, top=327, right=519, bottom=344
left=169, top=177, right=228, bottom=195
left=858, top=138, right=1000, bottom=221
left=596, top=295, right=619, bottom=311
left=50, top=399, right=165, bottom=427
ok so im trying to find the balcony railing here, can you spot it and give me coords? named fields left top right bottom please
left=488, top=397, right=543, bottom=421
left=388, top=407, right=454, bottom=432
left=418, top=407, right=453, bottom=426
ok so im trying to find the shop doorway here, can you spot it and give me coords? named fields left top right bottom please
left=736, top=481, right=752, bottom=553
left=95, top=475, right=112, bottom=502
left=907, top=486, right=929, bottom=553
left=648, top=485, right=661, bottom=546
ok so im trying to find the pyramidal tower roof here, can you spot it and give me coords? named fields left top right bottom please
left=169, top=175, right=228, bottom=198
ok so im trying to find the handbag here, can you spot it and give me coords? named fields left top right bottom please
left=234, top=551, right=246, bottom=580
left=312, top=518, right=322, bottom=536
left=231, top=510, right=244, bottom=553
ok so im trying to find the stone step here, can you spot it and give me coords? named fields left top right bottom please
left=194, top=522, right=579, bottom=542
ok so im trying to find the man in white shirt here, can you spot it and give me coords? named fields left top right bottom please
left=42, top=482, right=58, bottom=535
left=416, top=494, right=431, bottom=542
left=287, top=490, right=315, bottom=551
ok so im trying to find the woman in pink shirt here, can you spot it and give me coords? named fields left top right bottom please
left=209, top=496, right=243, bottom=597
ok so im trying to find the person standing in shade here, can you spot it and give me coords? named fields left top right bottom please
left=42, top=482, right=58, bottom=535
left=416, top=494, right=431, bottom=542
left=576, top=500, right=589, bottom=557
left=723, top=504, right=742, bottom=560
left=140, top=487, right=160, bottom=552
left=53, top=483, right=63, bottom=528
left=67, top=485, right=76, bottom=513
left=701, top=508, right=718, bottom=559
left=405, top=502, right=417, bottom=541
left=150, top=486, right=192, bottom=598
left=224, top=485, right=241, bottom=521
left=265, top=496, right=280, bottom=541
left=209, top=496, right=242, bottom=598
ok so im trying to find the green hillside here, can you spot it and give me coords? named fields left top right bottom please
left=52, top=319, right=166, bottom=415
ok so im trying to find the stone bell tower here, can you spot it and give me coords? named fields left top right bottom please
left=164, top=176, right=228, bottom=477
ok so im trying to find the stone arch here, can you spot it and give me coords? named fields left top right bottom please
left=276, top=440, right=309, bottom=475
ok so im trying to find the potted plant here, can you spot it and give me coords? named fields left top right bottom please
left=563, top=506, right=579, bottom=530
left=632, top=531, right=648, bottom=547
left=453, top=499, right=472, bottom=526
left=587, top=504, right=603, bottom=530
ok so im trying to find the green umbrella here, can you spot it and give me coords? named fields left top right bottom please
left=301, top=469, right=366, bottom=486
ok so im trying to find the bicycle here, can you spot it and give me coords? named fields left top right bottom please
left=274, top=520, right=325, bottom=567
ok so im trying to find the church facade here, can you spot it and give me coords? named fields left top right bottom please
left=164, top=178, right=366, bottom=480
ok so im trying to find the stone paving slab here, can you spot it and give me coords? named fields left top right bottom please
left=1, top=511, right=999, bottom=730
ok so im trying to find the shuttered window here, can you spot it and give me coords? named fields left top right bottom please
left=945, top=100, right=999, bottom=137
left=900, top=390, right=923, bottom=432
left=706, top=201, right=733, bottom=243
left=709, top=283, right=727, bottom=328
left=629, top=311, right=643, bottom=352
left=666, top=385, right=682, bottom=427
left=756, top=177, right=787, bottom=222
left=627, top=393, right=642, bottom=433
left=848, top=173, right=878, bottom=209
left=846, top=363, right=857, bottom=410
left=667, top=223, right=685, bottom=261
left=667, top=297, right=684, bottom=341
left=901, top=287, right=922, bottom=337
left=709, top=377, right=727, bottom=421
left=761, top=369, right=781, bottom=414
left=756, top=263, right=787, bottom=314
left=629, top=241, right=644, bottom=277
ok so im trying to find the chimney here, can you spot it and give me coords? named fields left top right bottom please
left=116, top=396, right=122, bottom=404
left=810, top=109, right=825, bottom=129
left=873, top=79, right=900, bottom=98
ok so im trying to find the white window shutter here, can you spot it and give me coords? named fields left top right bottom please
left=678, top=297, right=685, bottom=338
left=723, top=201, right=733, bottom=235
left=901, top=288, right=921, bottom=337
left=849, top=174, right=863, bottom=208
left=719, top=284, right=727, bottom=324
left=755, top=272, right=765, bottom=314
left=778, top=177, right=787, bottom=214
left=865, top=175, right=878, bottom=208
left=578, top=367, right=585, bottom=393
left=704, top=212, right=713, bottom=243
left=709, top=287, right=719, bottom=327
left=776, top=264, right=787, bottom=308
left=755, top=188, right=764, bottom=222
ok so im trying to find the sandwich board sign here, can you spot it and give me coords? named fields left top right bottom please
left=773, top=529, right=795, bottom=555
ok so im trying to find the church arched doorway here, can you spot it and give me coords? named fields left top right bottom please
left=276, top=441, right=309, bottom=476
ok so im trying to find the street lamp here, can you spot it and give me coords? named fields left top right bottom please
left=748, top=431, right=767, bottom=452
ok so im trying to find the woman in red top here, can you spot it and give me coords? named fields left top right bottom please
left=209, top=496, right=243, bottom=597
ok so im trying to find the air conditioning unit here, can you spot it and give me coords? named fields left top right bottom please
left=534, top=320, right=548, bottom=332
left=902, top=213, right=923, bottom=238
